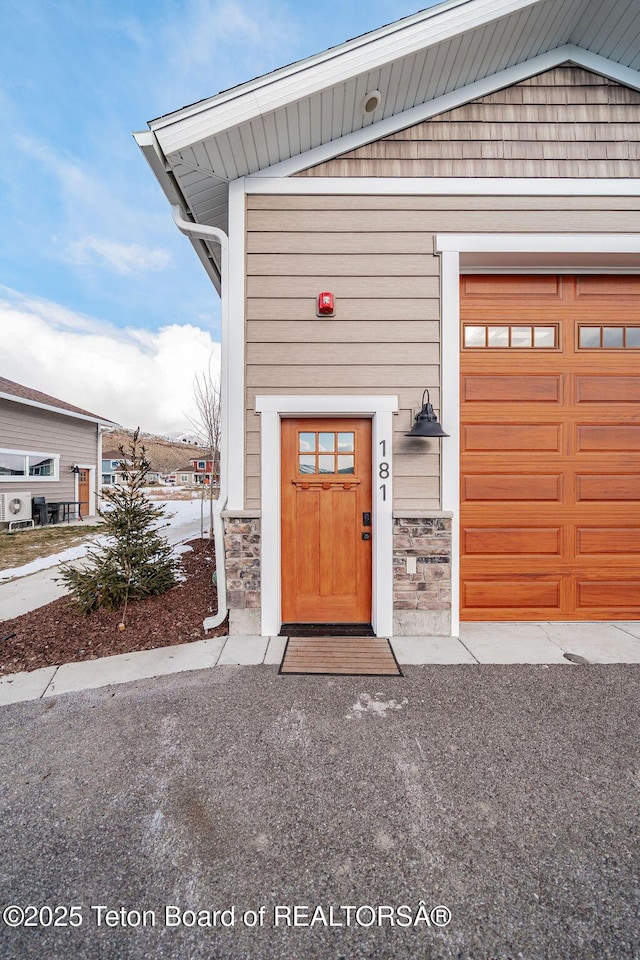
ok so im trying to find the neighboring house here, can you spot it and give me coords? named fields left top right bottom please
left=136, top=0, right=640, bottom=638
left=101, top=449, right=128, bottom=486
left=166, top=466, right=197, bottom=485
left=101, top=448, right=161, bottom=485
left=190, top=457, right=216, bottom=484
left=0, top=377, right=115, bottom=523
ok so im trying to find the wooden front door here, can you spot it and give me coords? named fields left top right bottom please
left=460, top=274, right=640, bottom=621
left=78, top=469, right=90, bottom=517
left=281, top=418, right=372, bottom=624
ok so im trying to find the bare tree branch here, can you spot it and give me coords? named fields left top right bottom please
left=186, top=361, right=221, bottom=538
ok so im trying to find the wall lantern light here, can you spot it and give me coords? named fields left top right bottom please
left=405, top=389, right=449, bottom=438
left=70, top=463, right=80, bottom=474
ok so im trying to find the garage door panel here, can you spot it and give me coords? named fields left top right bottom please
left=463, top=275, right=561, bottom=297
left=577, top=581, right=640, bottom=608
left=576, top=276, right=640, bottom=298
left=463, top=474, right=561, bottom=501
left=464, top=580, right=560, bottom=609
left=464, top=424, right=561, bottom=452
left=464, top=527, right=561, bottom=555
left=576, top=474, right=640, bottom=501
left=461, top=274, right=640, bottom=620
left=576, top=376, right=640, bottom=403
left=576, top=425, right=640, bottom=451
left=464, top=375, right=562, bottom=402
left=577, top=527, right=640, bottom=555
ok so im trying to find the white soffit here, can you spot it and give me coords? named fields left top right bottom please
left=135, top=0, right=640, bottom=266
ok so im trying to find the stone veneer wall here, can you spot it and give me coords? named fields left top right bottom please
left=224, top=515, right=261, bottom=633
left=393, top=514, right=453, bottom=636
left=223, top=511, right=452, bottom=637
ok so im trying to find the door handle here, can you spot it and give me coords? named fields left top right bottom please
left=362, top=532, right=371, bottom=540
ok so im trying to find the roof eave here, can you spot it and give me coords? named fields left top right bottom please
left=134, top=130, right=222, bottom=291
left=149, top=0, right=543, bottom=156
left=0, top=392, right=117, bottom=427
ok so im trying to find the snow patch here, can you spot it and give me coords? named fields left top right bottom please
left=346, top=692, right=408, bottom=720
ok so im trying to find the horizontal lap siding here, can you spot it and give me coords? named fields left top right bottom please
left=246, top=194, right=441, bottom=510
left=246, top=192, right=640, bottom=511
left=0, top=402, right=97, bottom=500
left=297, top=66, right=640, bottom=178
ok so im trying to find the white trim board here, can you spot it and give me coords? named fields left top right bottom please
left=255, top=395, right=398, bottom=638
left=437, top=234, right=640, bottom=252
left=435, top=232, right=640, bottom=637
left=226, top=178, right=246, bottom=510
left=246, top=177, right=640, bottom=196
left=245, top=46, right=640, bottom=181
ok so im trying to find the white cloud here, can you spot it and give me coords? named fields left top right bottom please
left=67, top=236, right=171, bottom=274
left=0, top=288, right=219, bottom=436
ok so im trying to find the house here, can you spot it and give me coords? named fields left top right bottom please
left=190, top=457, right=216, bottom=485
left=0, top=377, right=115, bottom=523
left=101, top=448, right=162, bottom=485
left=101, top=449, right=126, bottom=486
left=166, top=466, right=197, bottom=485
left=135, top=0, right=640, bottom=638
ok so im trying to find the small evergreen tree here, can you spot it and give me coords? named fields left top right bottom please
left=60, top=430, right=178, bottom=615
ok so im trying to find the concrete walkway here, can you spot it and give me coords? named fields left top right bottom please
left=2, top=621, right=639, bottom=707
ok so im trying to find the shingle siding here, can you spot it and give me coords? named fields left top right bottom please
left=297, top=65, right=640, bottom=178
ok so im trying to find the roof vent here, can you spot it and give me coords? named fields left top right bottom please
left=361, top=90, right=381, bottom=114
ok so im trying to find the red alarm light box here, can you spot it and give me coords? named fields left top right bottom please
left=317, top=292, right=335, bottom=316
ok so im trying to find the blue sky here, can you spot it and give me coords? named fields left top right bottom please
left=1, top=0, right=437, bottom=433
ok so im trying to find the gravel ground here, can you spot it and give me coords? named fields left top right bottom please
left=0, top=664, right=638, bottom=960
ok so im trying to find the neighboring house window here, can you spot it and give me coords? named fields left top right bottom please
left=180, top=474, right=188, bottom=482
left=0, top=449, right=60, bottom=481
left=111, top=460, right=120, bottom=468
left=197, top=460, right=206, bottom=469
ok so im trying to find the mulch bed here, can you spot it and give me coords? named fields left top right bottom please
left=0, top=539, right=227, bottom=677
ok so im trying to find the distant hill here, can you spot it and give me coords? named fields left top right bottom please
left=103, top=428, right=205, bottom=474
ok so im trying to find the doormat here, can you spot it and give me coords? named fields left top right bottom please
left=280, top=622, right=375, bottom=638
left=279, top=637, right=402, bottom=676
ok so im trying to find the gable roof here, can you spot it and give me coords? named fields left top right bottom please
left=102, top=449, right=128, bottom=460
left=0, top=377, right=115, bottom=426
left=134, top=0, right=640, bottom=285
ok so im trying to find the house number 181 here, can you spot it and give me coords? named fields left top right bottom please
left=378, top=439, right=390, bottom=501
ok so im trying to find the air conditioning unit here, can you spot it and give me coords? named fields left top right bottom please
left=0, top=491, right=32, bottom=524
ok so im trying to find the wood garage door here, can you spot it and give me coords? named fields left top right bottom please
left=460, top=274, right=640, bottom=621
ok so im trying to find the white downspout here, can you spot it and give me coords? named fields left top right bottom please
left=171, top=204, right=229, bottom=631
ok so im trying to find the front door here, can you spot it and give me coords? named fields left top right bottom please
left=78, top=468, right=90, bottom=517
left=281, top=418, right=372, bottom=624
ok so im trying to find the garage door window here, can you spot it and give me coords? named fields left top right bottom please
left=464, top=324, right=558, bottom=349
left=579, top=325, right=640, bottom=349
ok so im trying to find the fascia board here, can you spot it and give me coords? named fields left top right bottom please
left=247, top=45, right=640, bottom=180
left=0, top=393, right=117, bottom=426
left=134, top=130, right=222, bottom=294
left=151, top=0, right=545, bottom=155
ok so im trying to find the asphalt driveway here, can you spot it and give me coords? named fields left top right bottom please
left=1, top=664, right=638, bottom=960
